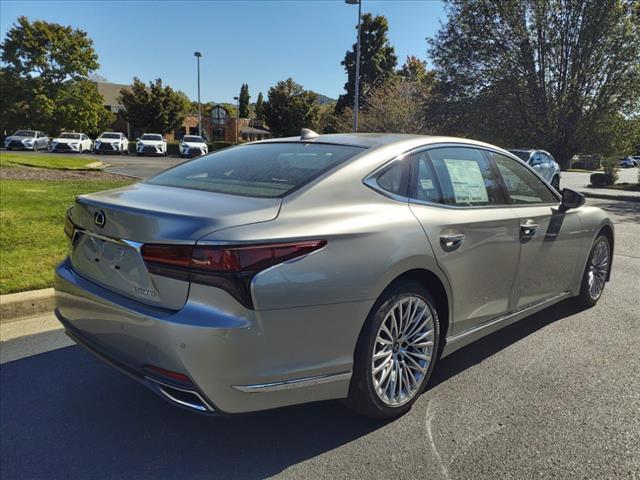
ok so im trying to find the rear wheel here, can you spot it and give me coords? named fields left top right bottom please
left=347, top=281, right=440, bottom=419
left=575, top=235, right=611, bottom=308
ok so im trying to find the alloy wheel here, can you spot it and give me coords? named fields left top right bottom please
left=587, top=239, right=609, bottom=300
left=371, top=296, right=435, bottom=407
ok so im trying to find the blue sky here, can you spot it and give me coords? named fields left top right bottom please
left=0, top=0, right=446, bottom=104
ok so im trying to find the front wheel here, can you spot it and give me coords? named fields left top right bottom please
left=346, top=281, right=440, bottom=419
left=575, top=234, right=611, bottom=308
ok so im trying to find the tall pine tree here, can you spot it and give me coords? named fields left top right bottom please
left=238, top=83, right=250, bottom=118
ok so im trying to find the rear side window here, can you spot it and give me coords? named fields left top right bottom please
left=424, top=147, right=503, bottom=206
left=146, top=142, right=365, bottom=198
left=490, top=152, right=558, bottom=204
left=375, top=158, right=409, bottom=196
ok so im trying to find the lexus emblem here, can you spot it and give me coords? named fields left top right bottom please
left=94, top=210, right=106, bottom=228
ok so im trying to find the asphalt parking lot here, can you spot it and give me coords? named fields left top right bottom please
left=1, top=199, right=639, bottom=480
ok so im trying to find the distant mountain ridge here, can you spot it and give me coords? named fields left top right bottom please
left=313, top=93, right=336, bottom=105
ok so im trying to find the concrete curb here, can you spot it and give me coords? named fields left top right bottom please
left=0, top=288, right=55, bottom=323
left=580, top=191, right=640, bottom=202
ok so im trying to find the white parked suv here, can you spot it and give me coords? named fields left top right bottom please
left=4, top=130, right=50, bottom=150
left=179, top=135, right=208, bottom=158
left=95, top=132, right=129, bottom=154
left=50, top=133, right=93, bottom=153
left=137, top=133, right=167, bottom=156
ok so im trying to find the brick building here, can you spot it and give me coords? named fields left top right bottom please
left=94, top=81, right=271, bottom=143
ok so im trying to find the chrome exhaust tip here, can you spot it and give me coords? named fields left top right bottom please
left=145, top=377, right=214, bottom=413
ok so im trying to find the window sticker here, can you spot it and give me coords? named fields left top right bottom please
left=420, top=179, right=434, bottom=189
left=443, top=159, right=489, bottom=203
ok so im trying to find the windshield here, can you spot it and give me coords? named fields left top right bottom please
left=14, top=130, right=36, bottom=137
left=183, top=136, right=205, bottom=143
left=141, top=134, right=163, bottom=141
left=146, top=142, right=365, bottom=198
left=508, top=150, right=532, bottom=162
left=60, top=133, right=81, bottom=139
left=100, top=133, right=121, bottom=139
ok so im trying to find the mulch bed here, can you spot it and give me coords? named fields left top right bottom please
left=0, top=166, right=134, bottom=181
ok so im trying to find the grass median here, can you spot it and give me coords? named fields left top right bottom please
left=0, top=152, right=100, bottom=170
left=0, top=178, right=134, bottom=294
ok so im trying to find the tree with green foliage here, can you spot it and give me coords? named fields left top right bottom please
left=119, top=77, right=190, bottom=134
left=255, top=92, right=265, bottom=123
left=264, top=78, right=319, bottom=137
left=0, top=16, right=107, bottom=134
left=397, top=56, right=434, bottom=86
left=428, top=0, right=640, bottom=169
left=335, top=13, right=398, bottom=113
left=239, top=83, right=250, bottom=118
left=53, top=81, right=114, bottom=137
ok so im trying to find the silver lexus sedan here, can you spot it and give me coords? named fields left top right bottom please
left=55, top=132, right=614, bottom=419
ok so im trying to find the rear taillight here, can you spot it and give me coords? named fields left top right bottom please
left=141, top=240, right=326, bottom=308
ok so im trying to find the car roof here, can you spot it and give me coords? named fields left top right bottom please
left=257, top=133, right=512, bottom=153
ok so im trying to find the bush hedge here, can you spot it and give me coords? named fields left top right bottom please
left=590, top=172, right=614, bottom=186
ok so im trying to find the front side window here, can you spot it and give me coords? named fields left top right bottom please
left=490, top=152, right=558, bottom=204
left=146, top=142, right=364, bottom=198
left=424, top=147, right=503, bottom=206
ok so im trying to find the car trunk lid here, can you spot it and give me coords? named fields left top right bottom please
left=67, top=183, right=281, bottom=309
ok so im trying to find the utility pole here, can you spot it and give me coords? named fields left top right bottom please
left=233, top=96, right=239, bottom=143
left=346, top=0, right=362, bottom=133
left=194, top=51, right=202, bottom=136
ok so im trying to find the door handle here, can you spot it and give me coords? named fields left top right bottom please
left=520, top=221, right=539, bottom=238
left=440, top=233, right=465, bottom=252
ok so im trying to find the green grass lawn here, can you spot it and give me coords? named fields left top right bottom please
left=0, top=152, right=100, bottom=170
left=0, top=178, right=134, bottom=294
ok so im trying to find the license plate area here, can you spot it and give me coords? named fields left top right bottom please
left=70, top=231, right=161, bottom=303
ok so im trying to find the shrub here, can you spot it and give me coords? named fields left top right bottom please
left=208, top=141, right=234, bottom=152
left=590, top=172, right=614, bottom=186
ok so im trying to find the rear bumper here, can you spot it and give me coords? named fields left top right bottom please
left=54, top=258, right=367, bottom=414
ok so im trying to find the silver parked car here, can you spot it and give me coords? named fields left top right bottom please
left=508, top=149, right=561, bottom=191
left=55, top=132, right=614, bottom=418
left=4, top=130, right=50, bottom=151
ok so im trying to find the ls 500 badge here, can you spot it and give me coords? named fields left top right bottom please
left=134, top=287, right=157, bottom=297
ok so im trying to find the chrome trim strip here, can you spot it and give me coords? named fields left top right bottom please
left=232, top=371, right=352, bottom=393
left=447, top=291, right=570, bottom=344
left=145, top=377, right=214, bottom=412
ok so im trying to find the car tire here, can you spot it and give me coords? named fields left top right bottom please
left=346, top=281, right=440, bottom=419
left=574, top=234, right=611, bottom=309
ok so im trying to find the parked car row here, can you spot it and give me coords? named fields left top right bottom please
left=3, top=130, right=209, bottom=158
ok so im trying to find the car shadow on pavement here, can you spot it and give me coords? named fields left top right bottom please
left=0, top=299, right=585, bottom=480
left=0, top=339, right=387, bottom=480
left=429, top=298, right=589, bottom=389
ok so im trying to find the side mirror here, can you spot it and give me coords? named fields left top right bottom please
left=560, top=188, right=585, bottom=211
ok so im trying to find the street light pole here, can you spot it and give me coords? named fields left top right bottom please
left=346, top=0, right=362, bottom=133
left=233, top=96, right=239, bottom=143
left=194, top=51, right=202, bottom=136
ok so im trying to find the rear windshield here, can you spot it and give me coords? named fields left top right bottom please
left=145, top=142, right=365, bottom=198
left=508, top=150, right=531, bottom=162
